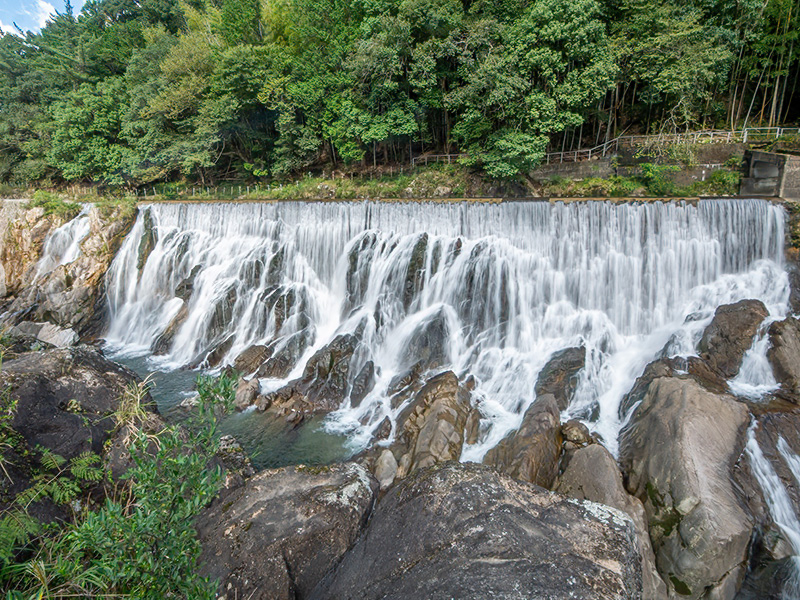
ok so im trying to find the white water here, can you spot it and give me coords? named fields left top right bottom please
left=747, top=424, right=800, bottom=599
left=33, top=204, right=91, bottom=280
left=103, top=199, right=790, bottom=457
left=729, top=318, right=782, bottom=399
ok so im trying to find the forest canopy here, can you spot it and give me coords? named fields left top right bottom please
left=0, top=0, right=797, bottom=184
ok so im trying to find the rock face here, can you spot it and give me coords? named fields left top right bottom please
left=767, top=316, right=800, bottom=400
left=697, top=299, right=768, bottom=379
left=1, top=204, right=136, bottom=337
left=619, top=377, right=752, bottom=600
left=312, top=462, right=642, bottom=600
left=557, top=443, right=667, bottom=600
left=11, top=321, right=78, bottom=348
left=535, top=346, right=586, bottom=410
left=0, top=345, right=159, bottom=514
left=197, top=463, right=378, bottom=600
left=484, top=394, right=562, bottom=488
left=391, top=371, right=472, bottom=480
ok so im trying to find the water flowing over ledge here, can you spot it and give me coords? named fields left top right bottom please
left=102, top=199, right=790, bottom=456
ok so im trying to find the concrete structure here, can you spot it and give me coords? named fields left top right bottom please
left=741, top=151, right=800, bottom=199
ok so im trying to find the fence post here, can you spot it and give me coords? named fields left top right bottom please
left=743, top=130, right=748, bottom=144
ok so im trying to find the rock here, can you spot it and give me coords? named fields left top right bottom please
left=12, top=321, right=78, bottom=348
left=619, top=377, right=752, bottom=600
left=767, top=316, right=800, bottom=400
left=257, top=330, right=313, bottom=379
left=349, top=360, right=375, bottom=407
left=203, top=334, right=234, bottom=368
left=312, top=462, right=642, bottom=600
left=373, top=449, right=398, bottom=490
left=175, top=264, right=200, bottom=301
left=136, top=207, right=157, bottom=272
left=484, top=394, right=562, bottom=488
left=215, top=435, right=255, bottom=487
left=197, top=463, right=378, bottom=600
left=392, top=371, right=471, bottom=479
left=536, top=346, right=586, bottom=410
left=400, top=307, right=452, bottom=371
left=561, top=418, right=593, bottom=447
left=233, top=344, right=272, bottom=375
left=234, top=377, right=260, bottom=410
left=618, top=355, right=728, bottom=418
left=557, top=444, right=667, bottom=600
left=152, top=303, right=188, bottom=355
left=0, top=346, right=160, bottom=514
left=300, top=333, right=358, bottom=411
left=1, top=203, right=136, bottom=337
left=698, top=299, right=768, bottom=379
left=403, top=233, right=427, bottom=309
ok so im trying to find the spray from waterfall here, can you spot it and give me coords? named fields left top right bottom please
left=103, top=200, right=790, bottom=456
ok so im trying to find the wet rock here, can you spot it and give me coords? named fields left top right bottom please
left=207, top=286, right=238, bottom=341
left=175, top=264, right=201, bottom=301
left=392, top=371, right=472, bottom=479
left=137, top=207, right=157, bottom=272
left=257, top=329, right=314, bottom=379
left=152, top=303, right=188, bottom=355
left=618, top=355, right=728, bottom=418
left=300, top=333, right=358, bottom=412
left=698, top=299, right=768, bottom=379
left=400, top=307, right=451, bottom=370
left=767, top=317, right=800, bottom=400
left=203, top=334, right=234, bottom=368
left=403, top=233, right=428, bottom=309
left=536, top=346, right=586, bottom=410
left=197, top=463, right=378, bottom=600
left=619, top=377, right=752, bottom=600
left=312, top=462, right=642, bottom=600
left=233, top=344, right=272, bottom=375
left=374, top=416, right=392, bottom=441
left=234, top=377, right=260, bottom=411
left=349, top=360, right=375, bottom=407
left=557, top=444, right=667, bottom=600
left=484, top=394, right=562, bottom=489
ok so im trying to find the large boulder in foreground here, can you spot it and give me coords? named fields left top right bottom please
left=197, top=463, right=378, bottom=600
left=697, top=299, right=768, bottom=379
left=557, top=443, right=667, bottom=600
left=0, top=346, right=149, bottom=460
left=619, top=377, right=752, bottom=600
left=484, top=394, right=562, bottom=488
left=312, top=462, right=642, bottom=600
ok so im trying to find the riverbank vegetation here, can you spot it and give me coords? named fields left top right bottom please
left=0, top=0, right=797, bottom=187
left=0, top=367, right=233, bottom=598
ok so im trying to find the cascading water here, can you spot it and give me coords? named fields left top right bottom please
left=103, top=199, right=790, bottom=457
left=33, top=204, right=91, bottom=281
left=746, top=424, right=800, bottom=599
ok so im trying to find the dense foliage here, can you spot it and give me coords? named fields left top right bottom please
left=0, top=371, right=236, bottom=599
left=0, top=0, right=797, bottom=183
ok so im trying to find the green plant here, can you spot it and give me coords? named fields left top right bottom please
left=26, top=192, right=81, bottom=221
left=639, top=163, right=680, bottom=196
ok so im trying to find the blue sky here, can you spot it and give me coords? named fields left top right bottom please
left=0, top=0, right=85, bottom=35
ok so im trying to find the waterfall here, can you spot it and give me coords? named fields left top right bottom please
left=103, top=199, right=790, bottom=456
left=33, top=204, right=91, bottom=281
left=729, top=319, right=782, bottom=400
left=746, top=424, right=800, bottom=599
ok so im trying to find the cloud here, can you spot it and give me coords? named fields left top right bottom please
left=0, top=20, right=17, bottom=36
left=33, top=0, right=56, bottom=28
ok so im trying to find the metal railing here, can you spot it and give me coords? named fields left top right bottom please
left=410, top=153, right=468, bottom=167
left=543, top=127, right=800, bottom=164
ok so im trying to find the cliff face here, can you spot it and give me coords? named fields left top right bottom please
left=0, top=202, right=135, bottom=338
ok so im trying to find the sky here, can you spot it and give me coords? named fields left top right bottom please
left=0, top=0, right=85, bottom=35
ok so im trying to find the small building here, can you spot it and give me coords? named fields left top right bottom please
left=741, top=151, right=800, bottom=199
